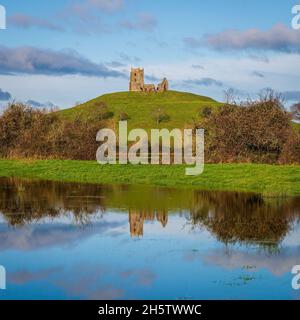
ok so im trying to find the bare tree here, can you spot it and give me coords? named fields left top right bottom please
left=223, top=88, right=236, bottom=104
left=258, top=88, right=284, bottom=106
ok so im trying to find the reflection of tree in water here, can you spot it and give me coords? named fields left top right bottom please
left=0, top=178, right=108, bottom=226
left=189, top=191, right=300, bottom=247
left=0, top=178, right=300, bottom=247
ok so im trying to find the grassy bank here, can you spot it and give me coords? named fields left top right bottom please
left=0, top=159, right=300, bottom=196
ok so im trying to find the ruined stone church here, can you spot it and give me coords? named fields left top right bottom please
left=129, top=68, right=169, bottom=93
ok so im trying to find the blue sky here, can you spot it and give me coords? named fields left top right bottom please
left=0, top=0, right=300, bottom=108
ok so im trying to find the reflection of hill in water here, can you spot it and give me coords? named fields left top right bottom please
left=0, top=177, right=299, bottom=246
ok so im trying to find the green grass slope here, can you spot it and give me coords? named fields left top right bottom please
left=58, top=90, right=221, bottom=130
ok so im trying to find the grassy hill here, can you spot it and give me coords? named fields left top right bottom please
left=58, top=90, right=221, bottom=130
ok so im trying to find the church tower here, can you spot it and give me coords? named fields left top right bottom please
left=129, top=67, right=145, bottom=92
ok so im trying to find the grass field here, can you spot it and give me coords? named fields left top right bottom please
left=1, top=159, right=300, bottom=197
left=58, top=90, right=221, bottom=131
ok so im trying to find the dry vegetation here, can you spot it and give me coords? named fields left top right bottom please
left=0, top=90, right=299, bottom=164
left=0, top=104, right=102, bottom=160
left=199, top=90, right=300, bottom=164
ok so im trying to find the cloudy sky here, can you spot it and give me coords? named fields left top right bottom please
left=0, top=0, right=300, bottom=108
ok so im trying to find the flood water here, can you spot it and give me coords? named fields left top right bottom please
left=0, top=177, right=299, bottom=300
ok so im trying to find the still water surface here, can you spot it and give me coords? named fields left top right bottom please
left=0, top=177, right=299, bottom=300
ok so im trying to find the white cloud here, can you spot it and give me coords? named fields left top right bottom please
left=184, top=24, right=300, bottom=53
left=0, top=46, right=125, bottom=77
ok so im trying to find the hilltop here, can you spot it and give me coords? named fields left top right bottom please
left=57, top=90, right=221, bottom=130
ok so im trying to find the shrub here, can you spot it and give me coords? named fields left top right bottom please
left=0, top=103, right=57, bottom=157
left=153, top=108, right=170, bottom=125
left=279, top=132, right=300, bottom=164
left=200, top=106, right=212, bottom=118
left=201, top=97, right=293, bottom=163
left=0, top=103, right=103, bottom=160
left=50, top=119, right=101, bottom=160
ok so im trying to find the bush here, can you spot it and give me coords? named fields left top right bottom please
left=153, top=108, right=170, bottom=124
left=0, top=104, right=57, bottom=157
left=49, top=119, right=101, bottom=160
left=0, top=103, right=103, bottom=160
left=201, top=97, right=293, bottom=163
left=279, top=132, right=300, bottom=164
left=199, top=106, right=212, bottom=118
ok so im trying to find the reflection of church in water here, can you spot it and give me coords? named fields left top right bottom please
left=129, top=209, right=168, bottom=237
